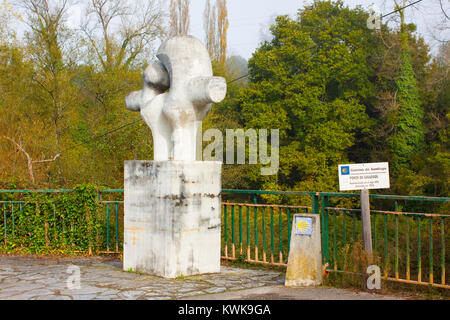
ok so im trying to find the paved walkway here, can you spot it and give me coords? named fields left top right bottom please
left=184, top=285, right=404, bottom=300
left=0, top=255, right=404, bottom=300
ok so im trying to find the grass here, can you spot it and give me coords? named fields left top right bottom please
left=176, top=273, right=185, bottom=280
left=323, top=242, right=450, bottom=299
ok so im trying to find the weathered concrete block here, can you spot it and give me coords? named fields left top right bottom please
left=123, top=160, right=222, bottom=278
left=285, top=214, right=322, bottom=287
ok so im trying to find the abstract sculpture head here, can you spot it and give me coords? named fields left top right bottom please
left=125, top=36, right=227, bottom=161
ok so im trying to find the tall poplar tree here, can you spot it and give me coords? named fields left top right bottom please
left=203, top=0, right=228, bottom=67
left=388, top=0, right=425, bottom=174
left=169, top=0, right=190, bottom=37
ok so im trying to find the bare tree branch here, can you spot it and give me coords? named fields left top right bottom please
left=438, top=0, right=450, bottom=20
left=1, top=135, right=61, bottom=184
left=33, top=153, right=61, bottom=164
left=81, top=0, right=164, bottom=71
left=1, top=135, right=35, bottom=183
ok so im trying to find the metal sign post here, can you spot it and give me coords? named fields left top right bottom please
left=360, top=188, right=372, bottom=254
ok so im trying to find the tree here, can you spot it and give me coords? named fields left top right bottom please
left=226, top=55, right=248, bottom=82
left=387, top=0, right=425, bottom=174
left=0, top=0, right=162, bottom=188
left=216, top=0, right=228, bottom=67
left=0, top=43, right=40, bottom=186
left=81, top=0, right=164, bottom=71
left=169, top=0, right=190, bottom=37
left=19, top=0, right=73, bottom=150
left=409, top=42, right=449, bottom=197
left=203, top=0, right=228, bottom=66
left=71, top=0, right=164, bottom=187
left=0, top=0, right=445, bottom=197
left=203, top=0, right=217, bottom=59
left=0, top=136, right=60, bottom=184
left=0, top=0, right=21, bottom=43
left=8, top=0, right=81, bottom=187
left=232, top=1, right=379, bottom=196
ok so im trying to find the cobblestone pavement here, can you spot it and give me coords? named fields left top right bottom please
left=0, top=255, right=284, bottom=300
left=183, top=285, right=406, bottom=300
left=0, top=255, right=405, bottom=300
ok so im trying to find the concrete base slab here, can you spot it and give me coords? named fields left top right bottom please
left=123, top=160, right=222, bottom=278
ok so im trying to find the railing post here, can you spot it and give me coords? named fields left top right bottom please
left=343, top=210, right=347, bottom=248
left=106, top=203, right=110, bottom=252
left=253, top=194, right=258, bottom=261
left=11, top=203, right=14, bottom=237
left=246, top=206, right=250, bottom=261
left=238, top=205, right=242, bottom=255
left=287, top=208, right=291, bottom=252
left=320, top=194, right=330, bottom=264
left=115, top=203, right=119, bottom=253
left=395, top=215, right=399, bottom=279
left=231, top=205, right=235, bottom=258
left=441, top=217, right=445, bottom=286
left=312, top=193, right=319, bottom=215
left=383, top=213, right=388, bottom=278
left=429, top=217, right=433, bottom=284
left=279, top=207, right=283, bottom=264
left=312, top=193, right=322, bottom=263
left=3, top=203, right=6, bottom=247
left=262, top=207, right=266, bottom=262
left=417, top=216, right=422, bottom=282
left=270, top=207, right=274, bottom=264
left=406, top=216, right=410, bottom=280
left=224, top=204, right=228, bottom=258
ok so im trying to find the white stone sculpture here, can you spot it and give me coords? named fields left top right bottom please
left=125, top=36, right=227, bottom=161
left=123, top=36, right=225, bottom=278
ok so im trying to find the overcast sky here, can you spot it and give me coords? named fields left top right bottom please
left=30, top=0, right=450, bottom=60
left=186, top=0, right=449, bottom=59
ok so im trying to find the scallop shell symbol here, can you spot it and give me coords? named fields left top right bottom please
left=297, top=219, right=311, bottom=233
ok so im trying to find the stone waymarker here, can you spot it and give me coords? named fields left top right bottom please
left=285, top=214, right=322, bottom=287
left=123, top=36, right=226, bottom=278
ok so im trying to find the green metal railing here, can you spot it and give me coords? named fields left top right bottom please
left=0, top=188, right=448, bottom=289
left=222, top=202, right=311, bottom=265
left=323, top=207, right=449, bottom=288
left=0, top=190, right=124, bottom=255
left=221, top=190, right=449, bottom=289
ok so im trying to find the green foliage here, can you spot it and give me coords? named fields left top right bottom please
left=233, top=1, right=375, bottom=193
left=0, top=184, right=103, bottom=254
left=388, top=50, right=425, bottom=174
left=209, top=0, right=447, bottom=204
left=0, top=0, right=447, bottom=203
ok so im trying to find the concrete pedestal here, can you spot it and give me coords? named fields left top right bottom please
left=285, top=214, right=322, bottom=287
left=123, top=160, right=222, bottom=278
